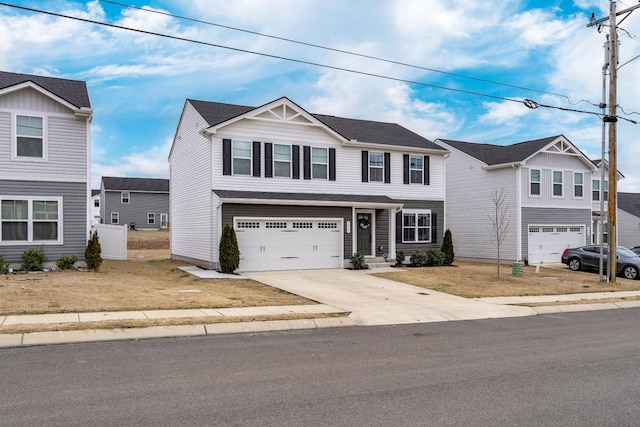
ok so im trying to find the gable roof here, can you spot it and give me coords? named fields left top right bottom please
left=188, top=97, right=446, bottom=151
left=102, top=177, right=169, bottom=193
left=0, top=70, right=91, bottom=109
left=618, top=192, right=640, bottom=218
left=438, top=136, right=560, bottom=165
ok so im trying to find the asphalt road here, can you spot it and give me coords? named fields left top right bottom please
left=2, top=309, right=640, bottom=426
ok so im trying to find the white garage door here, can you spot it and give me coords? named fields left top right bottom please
left=528, top=225, right=584, bottom=264
left=234, top=218, right=343, bottom=272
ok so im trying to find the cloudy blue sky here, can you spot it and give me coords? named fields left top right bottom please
left=1, top=0, right=639, bottom=190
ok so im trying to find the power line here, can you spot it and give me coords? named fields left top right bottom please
left=100, top=0, right=589, bottom=106
left=0, top=1, right=619, bottom=121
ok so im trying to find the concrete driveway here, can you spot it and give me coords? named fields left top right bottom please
left=244, top=268, right=535, bottom=326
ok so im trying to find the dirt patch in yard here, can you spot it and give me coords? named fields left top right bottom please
left=373, top=262, right=640, bottom=298
left=127, top=229, right=170, bottom=250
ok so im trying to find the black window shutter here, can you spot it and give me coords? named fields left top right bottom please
left=403, top=154, right=409, bottom=184
left=222, top=139, right=231, bottom=175
left=252, top=142, right=261, bottom=177
left=424, top=155, right=430, bottom=185
left=361, top=151, right=369, bottom=182
left=384, top=152, right=391, bottom=183
left=431, top=212, right=438, bottom=243
left=303, top=146, right=311, bottom=179
left=292, top=145, right=300, bottom=179
left=396, top=211, right=403, bottom=243
left=264, top=143, right=273, bottom=178
left=329, top=148, right=336, bottom=181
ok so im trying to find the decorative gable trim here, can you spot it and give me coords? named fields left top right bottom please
left=0, top=81, right=92, bottom=117
left=522, top=136, right=597, bottom=171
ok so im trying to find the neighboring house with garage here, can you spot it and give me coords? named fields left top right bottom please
left=616, top=192, right=640, bottom=248
left=589, top=159, right=624, bottom=245
left=169, top=96, right=448, bottom=272
left=435, top=135, right=597, bottom=264
left=0, top=70, right=93, bottom=266
left=100, top=176, right=169, bottom=230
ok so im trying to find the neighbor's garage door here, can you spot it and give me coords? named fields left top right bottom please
left=528, top=225, right=584, bottom=264
left=234, top=218, right=342, bottom=272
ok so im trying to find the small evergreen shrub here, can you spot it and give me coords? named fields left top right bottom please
left=410, top=251, right=428, bottom=267
left=350, top=252, right=368, bottom=270
left=21, top=248, right=46, bottom=272
left=219, top=224, right=240, bottom=274
left=85, top=230, right=103, bottom=271
left=441, top=229, right=455, bottom=265
left=427, top=249, right=445, bottom=266
left=395, top=250, right=405, bottom=266
left=0, top=255, right=8, bottom=274
left=56, top=256, right=78, bottom=270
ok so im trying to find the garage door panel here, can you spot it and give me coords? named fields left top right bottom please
left=528, top=225, right=584, bottom=264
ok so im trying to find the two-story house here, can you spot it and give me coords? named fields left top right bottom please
left=169, top=97, right=448, bottom=272
left=100, top=176, right=169, bottom=230
left=435, top=135, right=597, bottom=264
left=0, top=71, right=92, bottom=266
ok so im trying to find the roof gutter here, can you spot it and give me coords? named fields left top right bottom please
left=345, top=139, right=449, bottom=155
left=482, top=161, right=525, bottom=170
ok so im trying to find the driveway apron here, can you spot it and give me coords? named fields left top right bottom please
left=244, top=269, right=535, bottom=326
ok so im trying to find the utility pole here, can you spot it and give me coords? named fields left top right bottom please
left=588, top=1, right=640, bottom=281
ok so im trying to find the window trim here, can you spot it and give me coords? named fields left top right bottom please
left=0, top=196, right=63, bottom=245
left=232, top=140, right=252, bottom=176
left=409, top=155, right=424, bottom=184
left=529, top=168, right=541, bottom=197
left=121, top=191, right=130, bottom=204
left=369, top=151, right=384, bottom=182
left=573, top=172, right=584, bottom=199
left=592, top=179, right=600, bottom=202
left=12, top=114, right=47, bottom=162
left=148, top=213, right=155, bottom=225
left=401, top=209, right=432, bottom=243
left=111, top=212, right=119, bottom=224
left=311, top=147, right=329, bottom=180
left=93, top=198, right=100, bottom=208
left=552, top=170, right=563, bottom=198
left=272, top=143, right=292, bottom=178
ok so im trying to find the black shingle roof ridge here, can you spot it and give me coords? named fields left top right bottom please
left=0, top=70, right=91, bottom=108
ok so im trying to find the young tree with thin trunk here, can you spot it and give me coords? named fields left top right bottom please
left=486, top=188, right=511, bottom=279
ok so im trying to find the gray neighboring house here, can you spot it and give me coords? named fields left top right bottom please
left=617, top=192, right=640, bottom=248
left=0, top=70, right=92, bottom=266
left=100, top=177, right=169, bottom=230
left=435, top=135, right=598, bottom=264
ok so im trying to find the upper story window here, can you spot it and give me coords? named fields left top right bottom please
left=94, top=198, right=100, bottom=208
left=573, top=172, right=583, bottom=198
left=369, top=152, right=384, bottom=182
left=530, top=169, right=541, bottom=196
left=121, top=192, right=130, bottom=204
left=273, top=144, right=291, bottom=178
left=552, top=170, right=563, bottom=197
left=592, top=179, right=609, bottom=201
left=1, top=197, right=61, bottom=244
left=15, top=115, right=44, bottom=159
left=312, top=147, right=328, bottom=179
left=232, top=140, right=252, bottom=175
left=409, top=155, right=423, bottom=184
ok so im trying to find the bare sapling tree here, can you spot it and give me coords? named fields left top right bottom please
left=486, top=188, right=512, bottom=279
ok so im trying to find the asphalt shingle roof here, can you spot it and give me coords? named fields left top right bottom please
left=618, top=192, right=640, bottom=218
left=439, top=136, right=561, bottom=165
left=0, top=71, right=91, bottom=108
left=102, top=177, right=169, bottom=193
left=189, top=98, right=446, bottom=151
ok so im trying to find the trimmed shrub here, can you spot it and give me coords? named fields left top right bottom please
left=427, top=249, right=445, bottom=266
left=56, top=256, right=78, bottom=270
left=219, top=224, right=240, bottom=274
left=21, top=248, right=46, bottom=272
left=441, top=229, right=455, bottom=265
left=85, top=230, right=103, bottom=271
left=410, top=251, right=428, bottom=267
left=350, top=252, right=368, bottom=270
left=0, top=255, right=8, bottom=274
left=395, top=250, right=405, bottom=267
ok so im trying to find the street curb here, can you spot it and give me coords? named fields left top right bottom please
left=0, top=317, right=356, bottom=348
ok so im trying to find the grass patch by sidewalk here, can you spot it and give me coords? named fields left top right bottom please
left=373, top=261, right=640, bottom=298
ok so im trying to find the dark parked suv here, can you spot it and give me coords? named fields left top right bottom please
left=561, top=245, right=640, bottom=280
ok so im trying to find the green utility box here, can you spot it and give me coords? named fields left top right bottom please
left=512, top=261, right=524, bottom=277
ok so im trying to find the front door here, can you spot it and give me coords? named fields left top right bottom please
left=357, top=212, right=373, bottom=255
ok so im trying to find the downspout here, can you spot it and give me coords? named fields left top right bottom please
left=513, top=162, right=522, bottom=261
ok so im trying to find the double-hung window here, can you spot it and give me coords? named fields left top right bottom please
left=111, top=212, right=119, bottom=224
left=409, top=155, right=423, bottom=184
left=0, top=197, right=61, bottom=243
left=369, top=152, right=383, bottom=182
left=573, top=172, right=583, bottom=198
left=592, top=179, right=600, bottom=201
left=312, top=147, right=328, bottom=179
left=273, top=144, right=291, bottom=178
left=530, top=169, right=541, bottom=196
left=15, top=115, right=44, bottom=159
left=148, top=213, right=155, bottom=224
left=232, top=140, right=252, bottom=175
left=121, top=191, right=130, bottom=204
left=552, top=170, right=563, bottom=197
left=402, top=210, right=431, bottom=243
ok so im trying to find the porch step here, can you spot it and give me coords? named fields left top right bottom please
left=365, top=259, right=394, bottom=269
